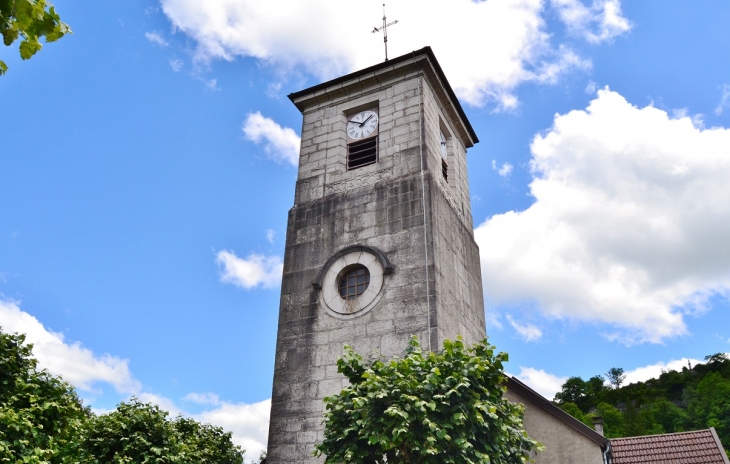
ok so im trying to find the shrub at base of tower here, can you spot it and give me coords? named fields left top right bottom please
left=314, top=337, right=542, bottom=464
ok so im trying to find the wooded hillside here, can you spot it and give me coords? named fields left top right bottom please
left=553, top=354, right=730, bottom=456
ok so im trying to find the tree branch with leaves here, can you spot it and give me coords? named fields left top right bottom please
left=0, top=0, right=70, bottom=75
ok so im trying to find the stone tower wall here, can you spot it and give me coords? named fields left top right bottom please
left=266, top=55, right=485, bottom=463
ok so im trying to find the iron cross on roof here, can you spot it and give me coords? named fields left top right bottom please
left=372, top=3, right=398, bottom=61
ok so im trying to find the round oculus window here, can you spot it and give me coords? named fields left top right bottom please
left=319, top=250, right=387, bottom=319
left=338, top=265, right=370, bottom=300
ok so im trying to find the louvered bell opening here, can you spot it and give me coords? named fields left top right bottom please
left=441, top=158, right=448, bottom=181
left=347, top=137, right=377, bottom=170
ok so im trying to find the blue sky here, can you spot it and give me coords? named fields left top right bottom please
left=2, top=0, right=730, bottom=458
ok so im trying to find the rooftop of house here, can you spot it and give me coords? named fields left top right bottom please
left=610, top=428, right=730, bottom=464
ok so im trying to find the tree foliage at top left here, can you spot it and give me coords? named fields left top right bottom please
left=0, top=0, right=70, bottom=75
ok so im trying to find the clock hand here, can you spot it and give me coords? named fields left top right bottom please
left=359, top=114, right=373, bottom=127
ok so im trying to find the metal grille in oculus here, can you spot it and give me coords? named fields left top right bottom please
left=338, top=266, right=370, bottom=300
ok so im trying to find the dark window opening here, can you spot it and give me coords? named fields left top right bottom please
left=442, top=158, right=448, bottom=181
left=338, top=266, right=370, bottom=300
left=347, top=137, right=377, bottom=170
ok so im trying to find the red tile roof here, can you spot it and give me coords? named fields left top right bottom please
left=610, top=428, right=730, bottom=464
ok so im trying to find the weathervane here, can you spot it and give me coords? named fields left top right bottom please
left=372, top=3, right=398, bottom=61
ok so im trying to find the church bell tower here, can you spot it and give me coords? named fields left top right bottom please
left=266, top=47, right=486, bottom=463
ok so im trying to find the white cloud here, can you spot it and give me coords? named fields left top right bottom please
left=265, top=229, right=275, bottom=244
left=671, top=108, right=689, bottom=119
left=714, top=84, right=730, bottom=116
left=266, top=82, right=283, bottom=99
left=500, top=162, right=514, bottom=177
left=0, top=298, right=141, bottom=394
left=216, top=250, right=283, bottom=289
left=136, top=392, right=270, bottom=461
left=506, top=315, right=543, bottom=342
left=206, top=78, right=220, bottom=91
left=145, top=31, right=169, bottom=47
left=158, top=0, right=600, bottom=109
left=137, top=392, right=186, bottom=416
left=622, top=357, right=702, bottom=386
left=183, top=392, right=221, bottom=406
left=475, top=88, right=730, bottom=344
left=691, top=114, right=706, bottom=130
left=672, top=108, right=705, bottom=130
left=513, top=354, right=727, bottom=400
left=551, top=0, right=631, bottom=43
left=95, top=392, right=269, bottom=461
left=132, top=392, right=270, bottom=459
left=195, top=399, right=271, bottom=460
left=492, top=160, right=514, bottom=177
left=585, top=80, right=597, bottom=94
left=1, top=298, right=269, bottom=461
left=513, top=367, right=567, bottom=400
left=242, top=112, right=300, bottom=166
left=169, top=59, right=183, bottom=72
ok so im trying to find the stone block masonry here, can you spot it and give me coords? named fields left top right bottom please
left=266, top=48, right=485, bottom=463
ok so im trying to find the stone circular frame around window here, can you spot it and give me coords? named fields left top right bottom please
left=317, top=246, right=391, bottom=319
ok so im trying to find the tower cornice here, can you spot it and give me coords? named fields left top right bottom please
left=288, top=46, right=478, bottom=148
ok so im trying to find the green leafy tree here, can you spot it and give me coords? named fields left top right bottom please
left=594, top=402, right=626, bottom=438
left=0, top=328, right=89, bottom=463
left=69, top=398, right=245, bottom=464
left=175, top=416, right=246, bottom=463
left=704, top=353, right=729, bottom=365
left=1, top=327, right=245, bottom=463
left=686, top=372, right=730, bottom=449
left=639, top=397, right=688, bottom=435
left=554, top=377, right=588, bottom=406
left=314, top=336, right=541, bottom=464
left=606, top=367, right=626, bottom=389
left=554, top=375, right=608, bottom=413
left=558, top=402, right=593, bottom=428
left=586, top=375, right=607, bottom=399
left=552, top=353, right=730, bottom=455
left=0, top=0, right=70, bottom=75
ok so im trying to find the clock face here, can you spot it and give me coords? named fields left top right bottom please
left=347, top=110, right=379, bottom=140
